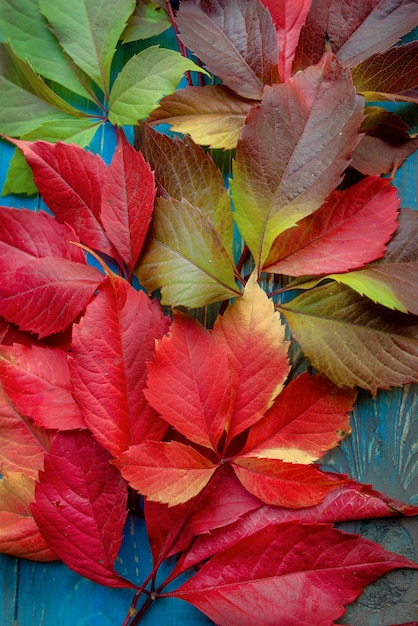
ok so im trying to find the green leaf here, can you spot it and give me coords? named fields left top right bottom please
left=2, top=119, right=101, bottom=196
left=108, top=46, right=208, bottom=126
left=148, top=84, right=254, bottom=150
left=122, top=0, right=171, bottom=42
left=135, top=196, right=241, bottom=308
left=39, top=0, right=135, bottom=94
left=231, top=54, right=364, bottom=269
left=0, top=46, right=76, bottom=136
left=277, top=282, right=418, bottom=392
left=0, top=0, right=94, bottom=101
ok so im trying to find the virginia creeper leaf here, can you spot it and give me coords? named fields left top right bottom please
left=147, top=84, right=253, bottom=150
left=0, top=256, right=104, bottom=338
left=9, top=139, right=118, bottom=260
left=122, top=0, right=170, bottom=42
left=351, top=42, right=418, bottom=102
left=0, top=386, right=53, bottom=480
left=0, top=472, right=56, bottom=561
left=240, top=371, right=356, bottom=462
left=263, top=177, right=400, bottom=276
left=171, top=522, right=418, bottom=626
left=137, top=125, right=234, bottom=257
left=114, top=441, right=217, bottom=507
left=176, top=0, right=279, bottom=100
left=278, top=282, right=418, bottom=391
left=212, top=272, right=290, bottom=441
left=70, top=275, right=170, bottom=456
left=232, top=457, right=345, bottom=508
left=0, top=0, right=94, bottom=100
left=351, top=135, right=418, bottom=176
left=384, top=207, right=418, bottom=262
left=100, top=131, right=156, bottom=274
left=231, top=53, right=364, bottom=269
left=135, top=196, right=240, bottom=308
left=144, top=312, right=232, bottom=450
left=39, top=0, right=135, bottom=93
left=0, top=344, right=85, bottom=430
left=32, top=430, right=132, bottom=588
left=108, top=46, right=208, bottom=126
left=260, top=0, right=312, bottom=82
left=178, top=480, right=418, bottom=571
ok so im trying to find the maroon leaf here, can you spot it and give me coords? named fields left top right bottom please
left=171, top=522, right=418, bottom=626
left=70, top=275, right=170, bottom=456
left=263, top=177, right=400, bottom=275
left=0, top=256, right=104, bottom=338
left=351, top=135, right=418, bottom=176
left=32, top=430, right=132, bottom=588
left=8, top=139, right=118, bottom=260
left=100, top=131, right=155, bottom=274
left=176, top=0, right=279, bottom=100
left=0, top=343, right=85, bottom=430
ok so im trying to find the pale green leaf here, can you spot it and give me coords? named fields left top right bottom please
left=122, top=0, right=170, bottom=42
left=2, top=119, right=101, bottom=196
left=108, top=46, right=209, bottom=126
left=136, top=196, right=241, bottom=308
left=39, top=0, right=135, bottom=93
left=0, top=0, right=94, bottom=101
left=278, top=282, right=418, bottom=392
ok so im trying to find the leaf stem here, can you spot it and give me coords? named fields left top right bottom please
left=166, top=0, right=193, bottom=86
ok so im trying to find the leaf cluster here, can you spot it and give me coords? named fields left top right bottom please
left=0, top=1, right=417, bottom=625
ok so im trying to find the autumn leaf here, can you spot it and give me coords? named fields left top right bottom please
left=260, top=0, right=312, bottom=82
left=115, top=278, right=355, bottom=508
left=147, top=84, right=254, bottom=150
left=0, top=472, right=57, bottom=561
left=176, top=0, right=279, bottom=100
left=278, top=282, right=418, bottom=391
left=70, top=275, right=170, bottom=457
left=231, top=53, right=364, bottom=269
left=122, top=0, right=171, bottom=42
left=0, top=343, right=85, bottom=430
left=32, top=430, right=132, bottom=588
left=169, top=522, right=418, bottom=626
left=263, top=177, right=399, bottom=276
left=100, top=131, right=156, bottom=274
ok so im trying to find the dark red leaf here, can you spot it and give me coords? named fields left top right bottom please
left=0, top=343, right=85, bottom=430
left=171, top=522, right=418, bottom=626
left=100, top=131, right=155, bottom=274
left=32, top=430, right=132, bottom=588
left=70, top=275, right=170, bottom=456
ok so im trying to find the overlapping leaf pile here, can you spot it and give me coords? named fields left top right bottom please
left=0, top=1, right=417, bottom=625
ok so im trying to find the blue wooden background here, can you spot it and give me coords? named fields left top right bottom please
left=0, top=24, right=417, bottom=626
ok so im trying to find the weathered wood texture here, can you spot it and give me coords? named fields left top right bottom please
left=0, top=26, right=417, bottom=626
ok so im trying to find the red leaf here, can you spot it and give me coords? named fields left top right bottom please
left=263, top=177, right=400, bottom=276
left=100, top=131, right=155, bottom=274
left=0, top=256, right=104, bottom=338
left=232, top=456, right=346, bottom=507
left=241, top=372, right=356, bottom=462
left=0, top=472, right=56, bottom=561
left=261, top=0, right=312, bottom=81
left=212, top=272, right=290, bottom=441
left=0, top=344, right=85, bottom=430
left=0, top=386, right=53, bottom=480
left=115, top=440, right=217, bottom=507
left=70, top=275, right=170, bottom=456
left=31, top=430, right=132, bottom=588
left=9, top=139, right=118, bottom=260
left=180, top=480, right=418, bottom=570
left=144, top=312, right=232, bottom=451
left=171, top=522, right=418, bottom=626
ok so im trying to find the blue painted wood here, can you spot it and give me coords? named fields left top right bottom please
left=0, top=23, right=417, bottom=626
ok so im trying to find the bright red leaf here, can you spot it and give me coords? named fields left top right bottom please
left=0, top=343, right=85, bottom=430
left=170, top=522, right=418, bottom=626
left=263, top=177, right=400, bottom=276
left=70, top=274, right=170, bottom=456
left=100, top=131, right=155, bottom=274
left=32, top=430, right=132, bottom=588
